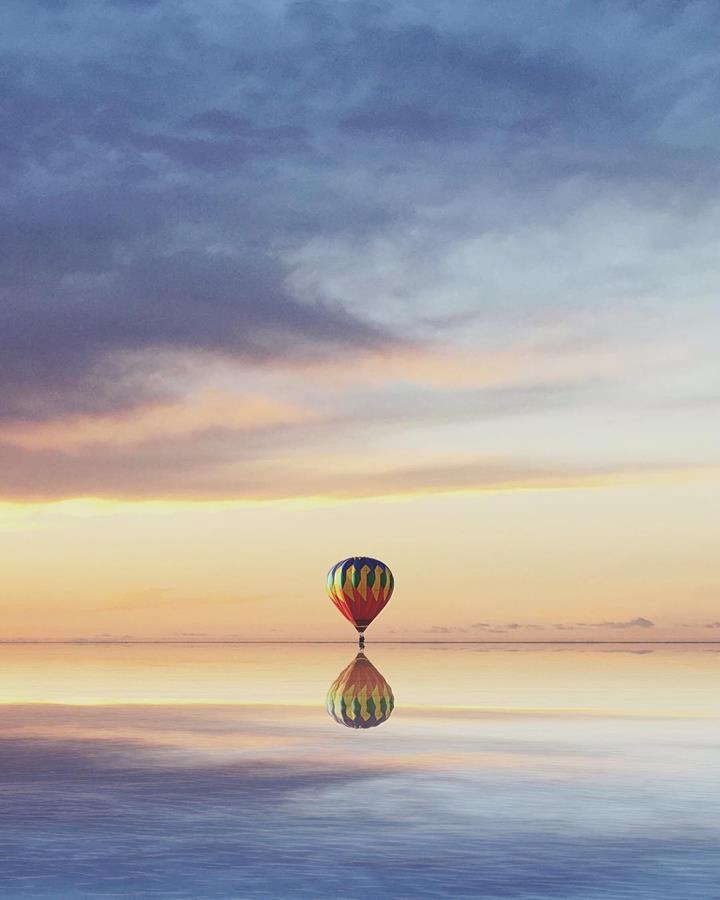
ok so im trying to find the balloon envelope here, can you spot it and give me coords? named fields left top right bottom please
left=326, top=556, right=394, bottom=633
left=326, top=651, right=394, bottom=729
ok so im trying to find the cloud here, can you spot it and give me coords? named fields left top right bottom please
left=2, top=0, right=720, bottom=499
left=470, top=623, right=540, bottom=634
left=422, top=622, right=548, bottom=636
left=579, top=618, right=656, bottom=630
left=413, top=618, right=701, bottom=642
left=0, top=237, right=392, bottom=422
left=553, top=618, right=656, bottom=631
left=0, top=432, right=698, bottom=501
left=1, top=391, right=314, bottom=451
left=0, top=3, right=404, bottom=423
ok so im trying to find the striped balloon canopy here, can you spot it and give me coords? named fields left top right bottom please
left=326, top=556, right=394, bottom=639
left=326, top=651, right=394, bottom=729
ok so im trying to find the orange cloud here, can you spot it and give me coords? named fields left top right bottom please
left=294, top=337, right=685, bottom=391
left=1, top=391, right=313, bottom=452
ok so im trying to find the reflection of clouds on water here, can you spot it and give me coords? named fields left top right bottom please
left=0, top=703, right=719, bottom=898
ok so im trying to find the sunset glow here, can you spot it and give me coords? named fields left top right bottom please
left=1, top=0, right=718, bottom=643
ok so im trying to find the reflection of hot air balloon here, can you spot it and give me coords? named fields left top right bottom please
left=326, top=652, right=394, bottom=729
left=326, top=556, right=394, bottom=648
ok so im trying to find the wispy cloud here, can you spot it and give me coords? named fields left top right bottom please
left=422, top=620, right=660, bottom=638
left=0, top=391, right=315, bottom=452
left=0, top=438, right=702, bottom=502
left=554, top=618, right=655, bottom=631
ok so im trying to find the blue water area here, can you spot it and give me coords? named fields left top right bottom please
left=0, top=645, right=718, bottom=898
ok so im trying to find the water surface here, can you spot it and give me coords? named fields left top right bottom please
left=0, top=643, right=717, bottom=898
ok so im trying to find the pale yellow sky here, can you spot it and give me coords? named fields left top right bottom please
left=1, top=478, right=718, bottom=641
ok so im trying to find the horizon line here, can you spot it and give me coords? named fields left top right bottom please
left=2, top=640, right=720, bottom=646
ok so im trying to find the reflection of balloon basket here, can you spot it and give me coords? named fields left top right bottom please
left=326, top=651, right=394, bottom=730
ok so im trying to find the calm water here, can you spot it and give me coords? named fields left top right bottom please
left=0, top=643, right=718, bottom=898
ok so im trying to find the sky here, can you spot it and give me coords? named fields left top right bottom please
left=1, top=0, right=719, bottom=640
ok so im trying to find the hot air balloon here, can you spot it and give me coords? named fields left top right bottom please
left=326, top=556, right=394, bottom=648
left=326, top=651, right=394, bottom=729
